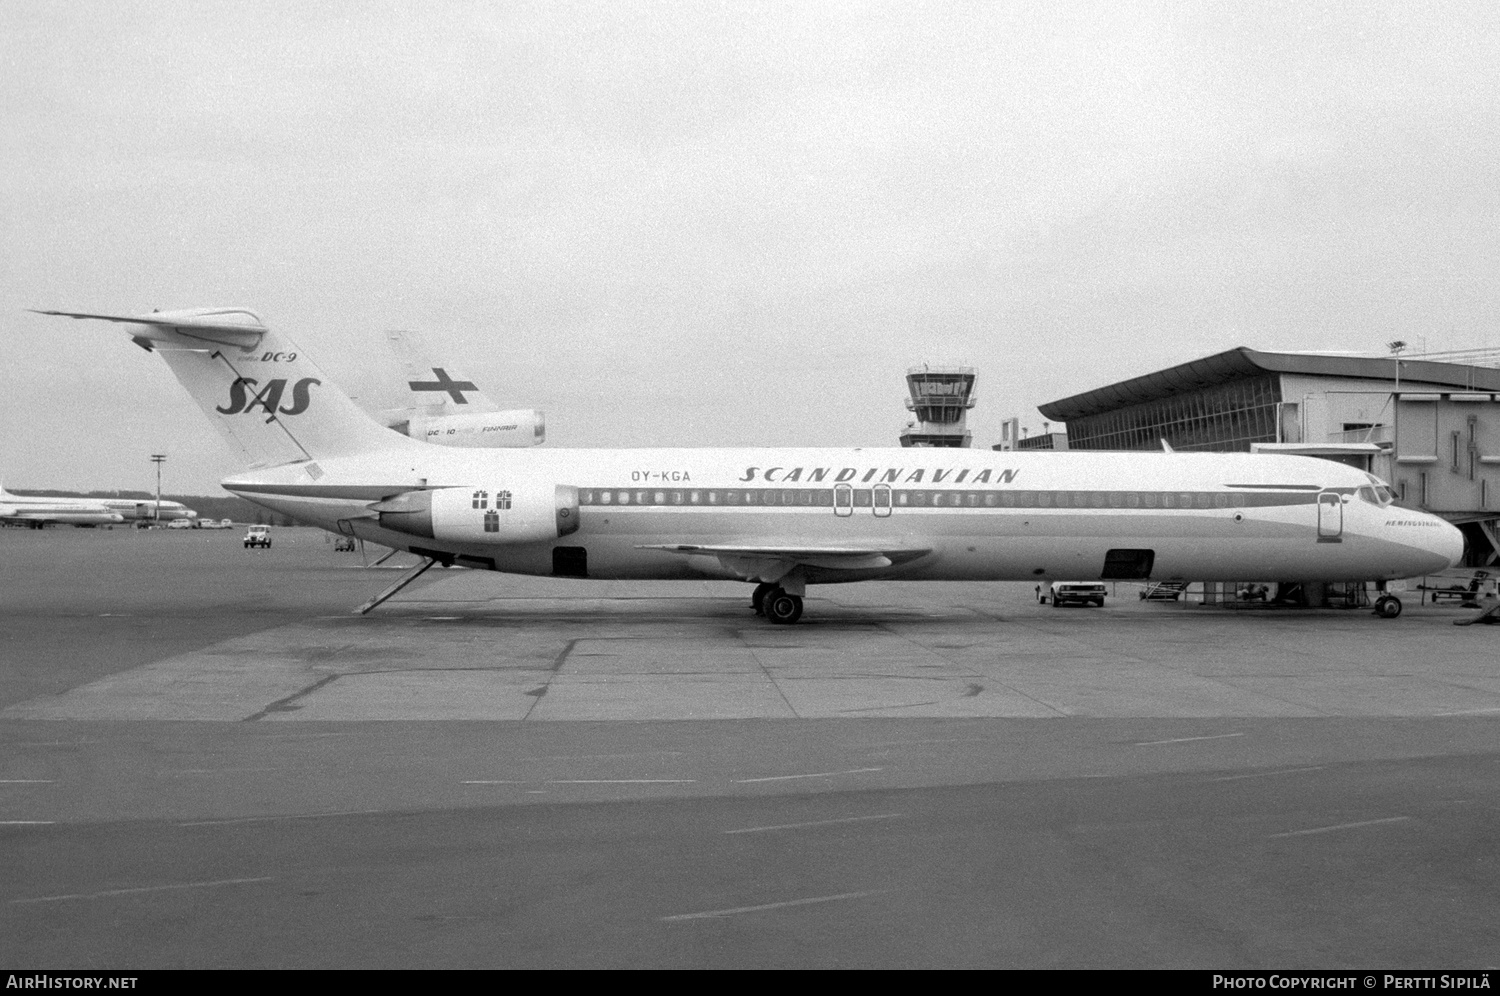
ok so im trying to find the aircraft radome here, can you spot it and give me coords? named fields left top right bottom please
left=34, top=307, right=1464, bottom=622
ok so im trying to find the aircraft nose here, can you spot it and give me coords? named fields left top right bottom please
left=1426, top=517, right=1466, bottom=573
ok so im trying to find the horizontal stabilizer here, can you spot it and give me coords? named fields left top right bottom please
left=30, top=308, right=267, bottom=350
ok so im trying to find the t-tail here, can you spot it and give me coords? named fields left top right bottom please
left=32, top=308, right=418, bottom=467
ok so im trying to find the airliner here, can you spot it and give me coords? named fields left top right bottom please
left=0, top=482, right=196, bottom=528
left=0, top=484, right=122, bottom=528
left=364, top=328, right=544, bottom=449
left=34, top=307, right=1464, bottom=622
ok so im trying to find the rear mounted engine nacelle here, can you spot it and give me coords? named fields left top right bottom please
left=392, top=409, right=545, bottom=449
left=373, top=484, right=578, bottom=543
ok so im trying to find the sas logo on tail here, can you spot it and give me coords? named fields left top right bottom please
left=217, top=377, right=321, bottom=416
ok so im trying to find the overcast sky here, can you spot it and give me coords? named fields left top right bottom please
left=3, top=1, right=1498, bottom=494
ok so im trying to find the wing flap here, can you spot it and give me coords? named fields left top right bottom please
left=637, top=543, right=929, bottom=574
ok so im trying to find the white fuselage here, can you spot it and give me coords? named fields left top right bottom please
left=223, top=447, right=1464, bottom=584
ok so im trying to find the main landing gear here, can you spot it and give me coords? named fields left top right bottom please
left=750, top=581, right=803, bottom=624
left=1373, top=594, right=1403, bottom=619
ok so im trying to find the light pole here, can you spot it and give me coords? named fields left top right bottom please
left=150, top=454, right=166, bottom=525
left=1387, top=340, right=1407, bottom=394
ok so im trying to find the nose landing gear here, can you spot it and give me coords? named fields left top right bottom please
left=1373, top=595, right=1403, bottom=619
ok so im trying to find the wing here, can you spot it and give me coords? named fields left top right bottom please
left=636, top=543, right=930, bottom=581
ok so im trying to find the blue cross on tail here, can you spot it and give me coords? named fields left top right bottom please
left=408, top=368, right=478, bottom=404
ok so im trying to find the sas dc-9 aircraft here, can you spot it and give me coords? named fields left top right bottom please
left=35, top=307, right=1464, bottom=623
left=0, top=482, right=196, bottom=528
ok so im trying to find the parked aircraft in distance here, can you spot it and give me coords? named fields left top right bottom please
left=0, top=481, right=197, bottom=527
left=35, top=307, right=1464, bottom=622
left=362, top=328, right=544, bottom=449
left=0, top=483, right=122, bottom=527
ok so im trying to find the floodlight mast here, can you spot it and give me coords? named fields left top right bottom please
left=150, top=454, right=166, bottom=524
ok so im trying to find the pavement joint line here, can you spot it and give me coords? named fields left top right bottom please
left=738, top=629, right=801, bottom=719
left=1135, top=733, right=1246, bottom=746
left=8, top=742, right=97, bottom=747
left=522, top=638, right=579, bottom=721
left=1207, top=766, right=1327, bottom=782
left=837, top=701, right=942, bottom=713
left=724, top=813, right=904, bottom=834
left=177, top=810, right=381, bottom=826
left=733, top=767, right=883, bottom=784
left=243, top=673, right=342, bottom=723
left=547, top=779, right=696, bottom=784
left=0, top=780, right=55, bottom=784
left=1433, top=706, right=1500, bottom=716
left=0, top=821, right=55, bottom=825
left=662, top=889, right=886, bottom=921
left=12, top=876, right=276, bottom=904
left=1268, top=816, right=1412, bottom=838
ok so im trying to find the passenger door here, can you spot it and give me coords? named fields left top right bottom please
left=1317, top=491, right=1343, bottom=543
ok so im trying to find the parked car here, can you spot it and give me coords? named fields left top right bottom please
left=1045, top=581, right=1107, bottom=607
left=166, top=518, right=195, bottom=529
left=333, top=535, right=357, bottom=552
left=243, top=525, right=272, bottom=549
left=200, top=518, right=233, bottom=530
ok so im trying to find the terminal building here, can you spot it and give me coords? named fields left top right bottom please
left=1035, top=346, right=1500, bottom=568
left=899, top=365, right=975, bottom=448
left=995, top=418, right=1068, bottom=451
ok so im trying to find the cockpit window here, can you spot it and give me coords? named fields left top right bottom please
left=1363, top=474, right=1397, bottom=506
left=1357, top=486, right=1379, bottom=504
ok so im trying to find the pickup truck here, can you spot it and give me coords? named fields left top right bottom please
left=1045, top=581, right=1107, bottom=607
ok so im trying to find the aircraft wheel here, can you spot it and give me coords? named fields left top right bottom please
left=751, top=582, right=775, bottom=616
left=765, top=591, right=803, bottom=625
left=1374, top=596, right=1402, bottom=619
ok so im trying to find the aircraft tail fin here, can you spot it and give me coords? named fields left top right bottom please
left=384, top=328, right=496, bottom=416
left=34, top=308, right=417, bottom=467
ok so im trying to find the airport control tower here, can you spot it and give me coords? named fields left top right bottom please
left=899, top=365, right=976, bottom=447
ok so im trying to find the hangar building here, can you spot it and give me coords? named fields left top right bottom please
left=1036, top=347, right=1500, bottom=567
